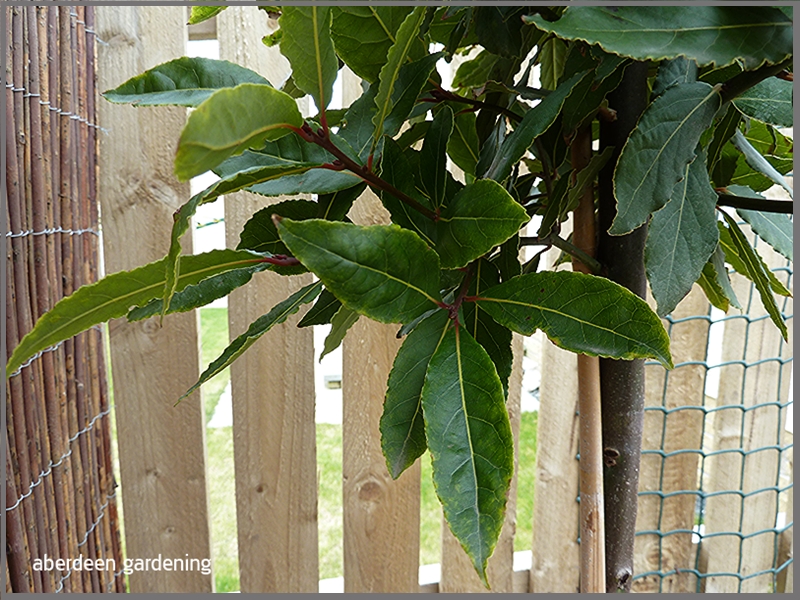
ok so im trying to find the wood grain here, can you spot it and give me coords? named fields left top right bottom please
left=95, top=6, right=212, bottom=592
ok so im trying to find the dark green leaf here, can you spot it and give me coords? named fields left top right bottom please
left=561, top=52, right=628, bottom=133
left=297, top=288, right=342, bottom=328
left=731, top=130, right=793, bottom=197
left=539, top=38, right=567, bottom=90
left=181, top=281, right=323, bottom=400
left=645, top=148, right=719, bottom=316
left=319, top=306, right=360, bottom=361
left=733, top=77, right=793, bottom=128
left=718, top=220, right=791, bottom=297
left=735, top=209, right=793, bottom=263
left=611, top=82, right=721, bottom=235
left=483, top=70, right=590, bottom=183
left=188, top=6, right=226, bottom=25
left=492, top=234, right=522, bottom=283
left=276, top=218, right=443, bottom=324
left=720, top=213, right=788, bottom=340
left=422, top=325, right=514, bottom=587
left=436, top=180, right=529, bottom=269
left=420, top=106, right=455, bottom=209
left=536, top=171, right=571, bottom=239
left=278, top=7, right=338, bottom=111
left=448, top=111, right=480, bottom=176
left=373, top=7, right=427, bottom=145
left=697, top=244, right=741, bottom=312
left=526, top=7, right=793, bottom=70
left=452, top=51, right=499, bottom=89
left=476, top=271, right=673, bottom=368
left=474, top=6, right=528, bottom=57
left=103, top=57, right=270, bottom=107
left=317, top=183, right=366, bottom=221
left=6, top=250, right=271, bottom=377
left=652, top=57, right=698, bottom=99
left=330, top=6, right=413, bottom=83
left=707, top=105, right=742, bottom=174
left=379, top=140, right=437, bottom=245
left=175, top=84, right=302, bottom=181
left=382, top=52, right=443, bottom=142
left=381, top=309, right=450, bottom=478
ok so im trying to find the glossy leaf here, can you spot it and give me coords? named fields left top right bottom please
left=720, top=213, right=788, bottom=340
left=373, top=7, right=427, bottom=145
left=422, top=325, right=514, bottom=587
left=103, top=57, right=270, bottom=107
left=319, top=306, right=360, bottom=362
left=297, top=288, right=342, bottom=328
left=276, top=218, right=443, bottom=324
left=526, top=7, right=793, bottom=70
left=163, top=163, right=318, bottom=317
left=420, top=106, right=455, bottom=209
left=381, top=310, right=450, bottom=478
left=483, top=70, right=591, bottom=183
left=330, top=6, right=413, bottom=83
left=379, top=140, right=437, bottom=245
left=278, top=7, right=338, bottom=111
left=6, top=250, right=271, bottom=377
left=645, top=149, right=719, bottom=317
left=611, top=82, right=721, bottom=235
left=476, top=271, right=673, bottom=369
left=718, top=221, right=791, bottom=298
left=175, top=84, right=302, bottom=181
left=731, top=130, right=793, bottom=198
left=436, top=180, right=528, bottom=270
left=733, top=77, right=793, bottom=128
left=189, top=5, right=226, bottom=24
left=448, top=111, right=480, bottom=176
left=181, top=281, right=324, bottom=400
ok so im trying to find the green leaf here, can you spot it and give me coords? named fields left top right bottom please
left=730, top=130, right=793, bottom=198
left=6, top=249, right=271, bottom=377
left=718, top=221, right=792, bottom=298
left=372, top=7, right=426, bottom=145
left=567, top=146, right=614, bottom=213
left=448, top=111, right=480, bottom=176
left=735, top=211, right=793, bottom=264
left=463, top=260, right=514, bottom=394
left=483, top=70, right=591, bottom=183
left=707, top=105, right=742, bottom=174
left=319, top=306, right=360, bottom=362
left=278, top=7, right=338, bottom=111
left=102, top=57, right=270, bottom=107
left=645, top=148, right=720, bottom=317
left=237, top=200, right=320, bottom=274
left=317, top=183, right=366, bottom=221
left=652, top=57, right=699, bottom=99
left=276, top=218, right=443, bottom=324
left=560, top=50, right=629, bottom=132
left=474, top=6, right=529, bottom=58
left=379, top=140, right=437, bottom=245
left=188, top=5, right=226, bottom=25
left=381, top=310, right=450, bottom=478
left=181, top=281, right=323, bottom=400
left=382, top=52, right=443, bottom=140
left=733, top=77, right=793, bottom=128
left=451, top=51, right=499, bottom=89
left=420, top=106, right=455, bottom=209
left=297, top=288, right=342, bottom=328
left=330, top=6, right=413, bottom=83
left=526, top=7, right=793, bottom=70
left=476, top=271, right=673, bottom=369
left=539, top=38, right=567, bottom=90
left=697, top=244, right=741, bottom=312
left=436, top=180, right=529, bottom=269
left=720, top=213, right=788, bottom=340
left=175, top=83, right=302, bottom=181
left=611, top=81, right=721, bottom=235
left=163, top=163, right=318, bottom=317
left=422, top=325, right=514, bottom=587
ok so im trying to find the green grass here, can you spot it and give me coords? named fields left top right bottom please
left=195, top=308, right=539, bottom=590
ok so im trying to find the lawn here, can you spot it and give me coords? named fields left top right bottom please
left=197, top=307, right=539, bottom=590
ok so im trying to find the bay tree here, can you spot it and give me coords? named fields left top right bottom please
left=7, top=5, right=792, bottom=591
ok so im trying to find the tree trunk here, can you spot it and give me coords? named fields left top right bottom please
left=597, top=61, right=650, bottom=593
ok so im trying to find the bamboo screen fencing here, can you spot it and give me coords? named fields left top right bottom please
left=5, top=4, right=125, bottom=593
left=4, top=4, right=793, bottom=594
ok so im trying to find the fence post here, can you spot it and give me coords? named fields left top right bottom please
left=216, top=7, right=320, bottom=592
left=95, top=6, right=213, bottom=592
left=633, top=286, right=710, bottom=592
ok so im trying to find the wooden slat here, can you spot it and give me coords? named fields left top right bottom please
left=439, top=335, right=523, bottom=592
left=529, top=338, right=581, bottom=592
left=216, top=7, right=319, bottom=593
left=633, top=286, right=710, bottom=593
left=341, top=191, right=421, bottom=592
left=95, top=6, right=212, bottom=592
left=703, top=231, right=793, bottom=593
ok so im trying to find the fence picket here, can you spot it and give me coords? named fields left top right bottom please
left=95, top=6, right=213, bottom=592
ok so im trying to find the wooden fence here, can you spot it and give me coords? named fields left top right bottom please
left=5, top=5, right=124, bottom=593
left=22, top=5, right=788, bottom=593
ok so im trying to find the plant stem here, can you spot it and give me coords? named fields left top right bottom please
left=520, top=235, right=603, bottom=275
left=719, top=57, right=793, bottom=104
left=716, top=192, right=793, bottom=214
left=427, top=86, right=523, bottom=123
left=571, top=124, right=606, bottom=594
